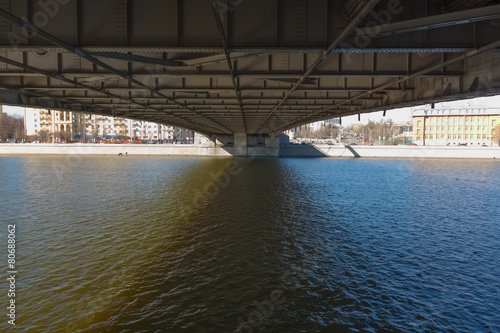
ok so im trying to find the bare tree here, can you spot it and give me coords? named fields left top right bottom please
left=1, top=114, right=24, bottom=141
left=38, top=129, right=50, bottom=142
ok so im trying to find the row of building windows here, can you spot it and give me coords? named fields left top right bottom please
left=416, top=119, right=497, bottom=127
left=421, top=126, right=491, bottom=132
left=423, top=134, right=490, bottom=140
left=416, top=128, right=495, bottom=136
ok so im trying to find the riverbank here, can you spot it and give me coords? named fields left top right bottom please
left=0, top=143, right=232, bottom=156
left=1, top=143, right=499, bottom=159
left=312, top=145, right=500, bottom=159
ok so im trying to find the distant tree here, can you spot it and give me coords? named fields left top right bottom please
left=54, top=131, right=63, bottom=142
left=1, top=114, right=24, bottom=141
left=38, top=129, right=50, bottom=141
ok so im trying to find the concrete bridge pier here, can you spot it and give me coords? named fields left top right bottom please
left=233, top=133, right=281, bottom=157
left=234, top=133, right=248, bottom=157
left=195, top=133, right=282, bottom=156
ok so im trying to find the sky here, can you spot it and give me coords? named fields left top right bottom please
left=3, top=94, right=500, bottom=127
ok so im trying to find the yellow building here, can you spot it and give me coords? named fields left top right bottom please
left=413, top=109, right=500, bottom=146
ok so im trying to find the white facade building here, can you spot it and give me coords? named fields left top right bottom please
left=24, top=108, right=193, bottom=142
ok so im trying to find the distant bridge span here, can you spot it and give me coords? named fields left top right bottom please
left=0, top=0, right=500, bottom=151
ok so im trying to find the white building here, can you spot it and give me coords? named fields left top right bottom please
left=24, top=108, right=193, bottom=142
left=24, top=109, right=85, bottom=141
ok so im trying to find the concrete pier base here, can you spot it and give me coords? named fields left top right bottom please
left=194, top=133, right=285, bottom=157
left=234, top=133, right=248, bottom=157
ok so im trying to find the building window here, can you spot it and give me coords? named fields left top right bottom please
left=417, top=120, right=422, bottom=127
left=425, top=126, right=429, bottom=131
left=465, top=135, right=469, bottom=140
left=417, top=129, right=421, bottom=135
left=465, top=126, right=469, bottom=131
left=466, top=117, right=470, bottom=123
left=458, top=126, right=462, bottom=131
left=453, top=135, right=457, bottom=139
left=458, top=135, right=462, bottom=140
left=493, top=120, right=497, bottom=127
left=448, top=134, right=452, bottom=139
left=430, top=126, right=434, bottom=131
left=425, top=135, right=429, bottom=140
left=430, top=134, right=434, bottom=140
left=483, top=134, right=487, bottom=140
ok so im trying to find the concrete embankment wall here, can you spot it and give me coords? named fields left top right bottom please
left=313, top=145, right=500, bottom=159
left=1, top=143, right=500, bottom=159
left=0, top=143, right=232, bottom=156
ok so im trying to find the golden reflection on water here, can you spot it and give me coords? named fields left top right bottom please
left=13, top=156, right=236, bottom=332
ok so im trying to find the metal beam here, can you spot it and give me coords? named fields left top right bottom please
left=14, top=87, right=410, bottom=93
left=210, top=0, right=248, bottom=132
left=86, top=52, right=184, bottom=67
left=357, top=4, right=500, bottom=39
left=0, top=86, right=112, bottom=116
left=0, top=9, right=233, bottom=135
left=0, top=86, right=203, bottom=133
left=270, top=39, right=500, bottom=134
left=254, top=0, right=381, bottom=132
left=0, top=55, right=224, bottom=134
left=0, top=46, right=483, bottom=54
left=179, top=53, right=263, bottom=67
left=0, top=72, right=463, bottom=78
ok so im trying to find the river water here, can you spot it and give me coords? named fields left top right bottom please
left=0, top=156, right=499, bottom=332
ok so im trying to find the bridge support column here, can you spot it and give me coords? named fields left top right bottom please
left=234, top=133, right=248, bottom=156
left=197, top=133, right=283, bottom=157
left=235, top=134, right=281, bottom=157
left=264, top=135, right=280, bottom=156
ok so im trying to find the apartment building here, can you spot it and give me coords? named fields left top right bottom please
left=24, top=108, right=193, bottom=142
left=413, top=108, right=500, bottom=146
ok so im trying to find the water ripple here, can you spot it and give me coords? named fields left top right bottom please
left=0, top=156, right=499, bottom=332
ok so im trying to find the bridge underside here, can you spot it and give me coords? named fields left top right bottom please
left=0, top=0, right=500, bottom=144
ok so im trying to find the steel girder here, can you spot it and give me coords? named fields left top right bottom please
left=0, top=0, right=499, bottom=136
